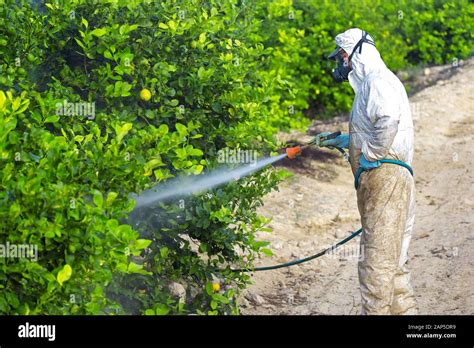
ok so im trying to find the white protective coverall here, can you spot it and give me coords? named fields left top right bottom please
left=335, top=28, right=417, bottom=314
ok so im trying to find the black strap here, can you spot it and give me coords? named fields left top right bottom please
left=348, top=31, right=375, bottom=61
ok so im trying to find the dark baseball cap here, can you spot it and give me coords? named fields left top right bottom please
left=328, top=46, right=343, bottom=60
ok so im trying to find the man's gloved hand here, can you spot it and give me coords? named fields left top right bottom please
left=314, top=132, right=349, bottom=149
left=359, top=153, right=381, bottom=170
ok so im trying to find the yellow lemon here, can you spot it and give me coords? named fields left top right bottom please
left=140, top=88, right=151, bottom=101
left=212, top=282, right=220, bottom=292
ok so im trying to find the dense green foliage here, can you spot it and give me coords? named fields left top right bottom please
left=253, top=0, right=473, bottom=117
left=0, top=0, right=284, bottom=315
left=0, top=0, right=472, bottom=315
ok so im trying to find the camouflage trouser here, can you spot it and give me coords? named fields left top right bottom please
left=357, top=164, right=417, bottom=315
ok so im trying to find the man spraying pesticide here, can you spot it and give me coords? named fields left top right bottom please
left=135, top=30, right=416, bottom=315
left=243, top=27, right=416, bottom=314
left=312, top=28, right=417, bottom=315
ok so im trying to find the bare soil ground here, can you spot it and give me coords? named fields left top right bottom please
left=240, top=59, right=474, bottom=315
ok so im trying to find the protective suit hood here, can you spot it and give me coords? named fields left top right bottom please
left=334, top=28, right=387, bottom=93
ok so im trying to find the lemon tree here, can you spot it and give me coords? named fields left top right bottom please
left=0, top=0, right=283, bottom=315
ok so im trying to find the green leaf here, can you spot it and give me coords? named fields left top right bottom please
left=74, top=38, right=86, bottom=49
left=188, top=148, right=203, bottom=156
left=157, top=124, right=169, bottom=137
left=5, top=292, right=20, bottom=308
left=145, top=158, right=164, bottom=170
left=44, top=115, right=59, bottom=123
left=0, top=297, right=8, bottom=312
left=106, top=192, right=118, bottom=205
left=197, top=66, right=205, bottom=79
left=158, top=22, right=168, bottom=29
left=104, top=50, right=113, bottom=60
left=193, top=165, right=204, bottom=174
left=159, top=247, right=169, bottom=258
left=261, top=248, right=273, bottom=256
left=57, top=264, right=72, bottom=286
left=175, top=148, right=187, bottom=159
left=212, top=293, right=230, bottom=304
left=0, top=91, right=7, bottom=110
left=175, top=123, right=187, bottom=137
left=91, top=28, right=107, bottom=37
left=47, top=281, right=56, bottom=294
left=93, top=190, right=103, bottom=208
left=116, top=122, right=133, bottom=143
left=133, top=239, right=152, bottom=250
left=127, top=262, right=152, bottom=275
left=167, top=20, right=177, bottom=31
left=205, top=282, right=214, bottom=296
left=155, top=304, right=170, bottom=315
left=154, top=169, right=173, bottom=181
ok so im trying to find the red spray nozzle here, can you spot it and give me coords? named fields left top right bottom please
left=286, top=146, right=302, bottom=159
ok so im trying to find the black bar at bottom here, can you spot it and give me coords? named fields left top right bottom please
left=0, top=315, right=472, bottom=346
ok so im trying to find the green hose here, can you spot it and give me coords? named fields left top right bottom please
left=231, top=161, right=413, bottom=272
left=354, top=159, right=414, bottom=189
left=231, top=227, right=362, bottom=272
left=228, top=150, right=413, bottom=272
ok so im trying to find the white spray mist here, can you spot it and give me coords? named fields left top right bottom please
left=131, top=153, right=287, bottom=208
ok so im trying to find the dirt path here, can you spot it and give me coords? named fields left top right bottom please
left=240, top=60, right=474, bottom=315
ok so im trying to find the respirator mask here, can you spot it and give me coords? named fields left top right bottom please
left=328, top=31, right=376, bottom=83
left=332, top=51, right=351, bottom=83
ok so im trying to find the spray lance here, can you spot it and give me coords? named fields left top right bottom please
left=231, top=130, right=415, bottom=272
left=130, top=127, right=359, bottom=274
left=285, top=131, right=349, bottom=160
left=230, top=132, right=361, bottom=273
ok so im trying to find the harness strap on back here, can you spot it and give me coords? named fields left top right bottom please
left=348, top=31, right=376, bottom=61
